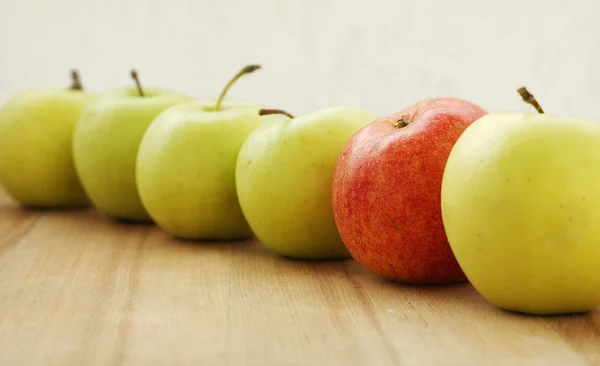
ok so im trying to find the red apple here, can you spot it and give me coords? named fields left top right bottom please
left=331, top=97, right=487, bottom=285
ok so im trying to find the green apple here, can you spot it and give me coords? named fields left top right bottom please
left=136, top=64, right=270, bottom=239
left=73, top=70, right=192, bottom=222
left=441, top=87, right=600, bottom=315
left=235, top=106, right=376, bottom=260
left=0, top=70, right=97, bottom=208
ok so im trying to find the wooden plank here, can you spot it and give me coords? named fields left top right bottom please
left=0, top=188, right=598, bottom=365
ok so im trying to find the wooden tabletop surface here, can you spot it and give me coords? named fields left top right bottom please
left=0, top=188, right=598, bottom=366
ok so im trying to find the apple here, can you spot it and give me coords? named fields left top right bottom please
left=331, top=97, right=487, bottom=284
left=0, top=70, right=97, bottom=208
left=441, top=87, right=600, bottom=315
left=236, top=106, right=376, bottom=260
left=136, top=65, right=270, bottom=239
left=73, top=70, right=192, bottom=222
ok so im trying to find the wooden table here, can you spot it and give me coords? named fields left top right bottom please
left=0, top=188, right=598, bottom=366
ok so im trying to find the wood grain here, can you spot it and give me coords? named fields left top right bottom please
left=0, top=188, right=598, bottom=366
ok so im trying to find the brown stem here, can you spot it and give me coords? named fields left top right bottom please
left=130, top=69, right=144, bottom=97
left=393, top=116, right=410, bottom=128
left=517, top=87, right=544, bottom=114
left=258, top=108, right=294, bottom=119
left=69, top=69, right=83, bottom=90
left=215, top=64, right=261, bottom=111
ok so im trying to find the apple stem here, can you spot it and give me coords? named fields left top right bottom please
left=130, top=69, right=145, bottom=97
left=517, top=87, right=544, bottom=114
left=258, top=109, right=294, bottom=119
left=69, top=69, right=83, bottom=90
left=215, top=64, right=262, bottom=111
left=393, top=116, right=409, bottom=128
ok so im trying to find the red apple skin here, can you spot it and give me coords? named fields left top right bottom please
left=332, top=98, right=487, bottom=285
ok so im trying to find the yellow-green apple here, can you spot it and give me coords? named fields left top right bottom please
left=0, top=70, right=97, bottom=208
left=73, top=70, right=192, bottom=222
left=441, top=87, right=600, bottom=315
left=136, top=65, right=269, bottom=239
left=332, top=98, right=487, bottom=284
left=236, top=106, right=376, bottom=259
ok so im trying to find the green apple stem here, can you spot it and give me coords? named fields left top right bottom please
left=258, top=109, right=294, bottom=119
left=69, top=69, right=83, bottom=90
left=517, top=87, right=544, bottom=114
left=215, top=64, right=262, bottom=111
left=130, top=69, right=145, bottom=97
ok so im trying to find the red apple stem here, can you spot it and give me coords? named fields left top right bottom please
left=130, top=69, right=145, bottom=97
left=393, top=116, right=410, bottom=128
left=517, top=87, right=544, bottom=114
left=215, top=64, right=262, bottom=111
left=258, top=109, right=294, bottom=119
left=69, top=69, right=83, bottom=90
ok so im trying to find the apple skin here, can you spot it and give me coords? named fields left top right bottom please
left=331, top=98, right=487, bottom=284
left=136, top=101, right=269, bottom=239
left=0, top=89, right=97, bottom=208
left=236, top=106, right=376, bottom=260
left=72, top=88, right=192, bottom=222
left=441, top=113, right=600, bottom=315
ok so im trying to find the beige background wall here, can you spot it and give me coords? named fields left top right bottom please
left=1, top=0, right=598, bottom=120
